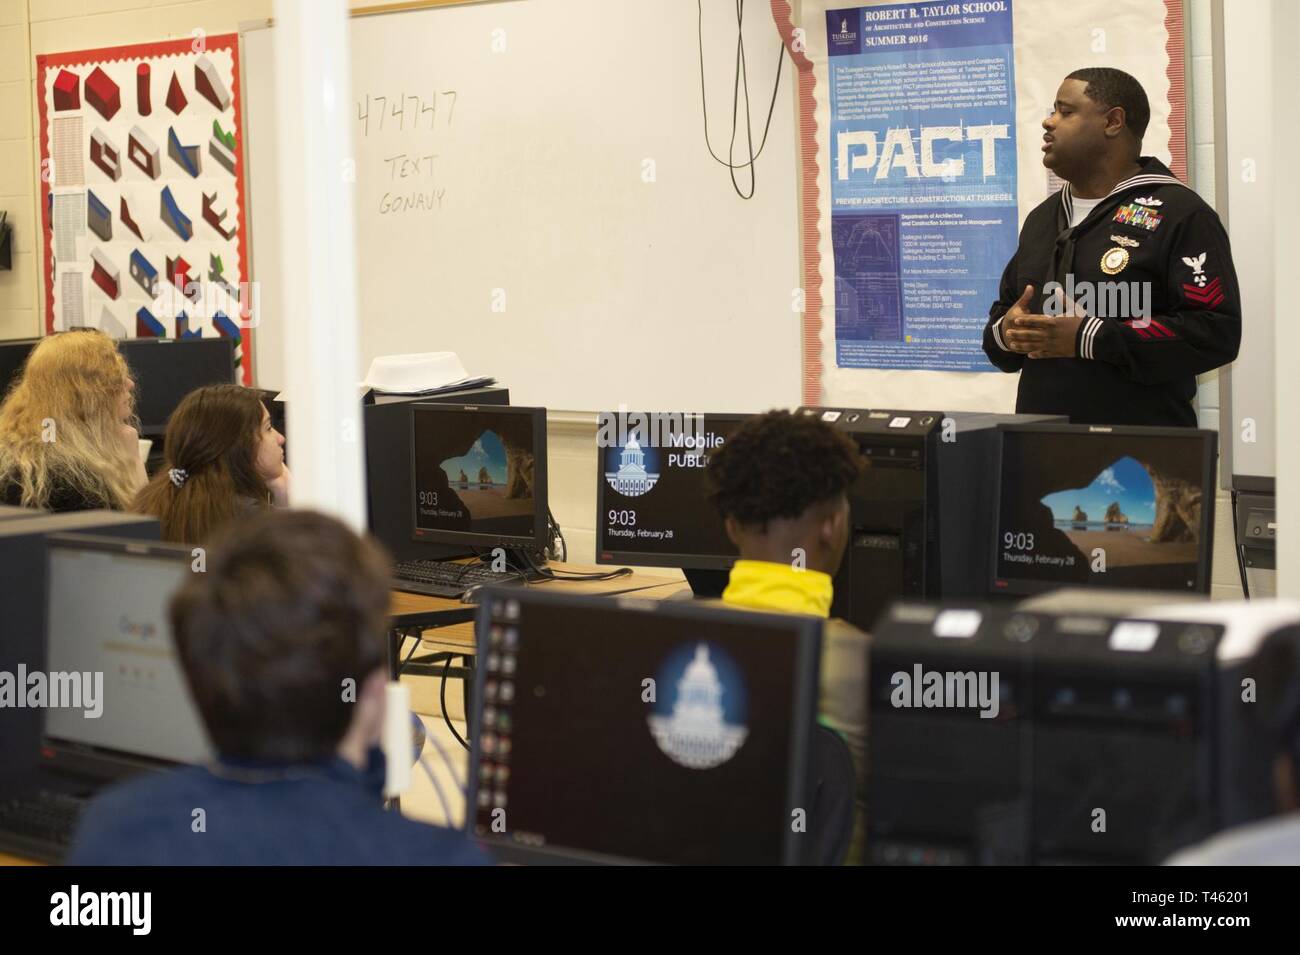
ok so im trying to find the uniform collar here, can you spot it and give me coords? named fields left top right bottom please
left=1059, top=156, right=1184, bottom=226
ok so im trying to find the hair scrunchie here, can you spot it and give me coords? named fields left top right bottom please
left=168, top=468, right=189, bottom=488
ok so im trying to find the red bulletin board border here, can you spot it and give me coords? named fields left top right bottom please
left=772, top=1, right=1191, bottom=405
left=36, top=33, right=253, bottom=386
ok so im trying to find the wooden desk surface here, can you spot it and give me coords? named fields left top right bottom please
left=389, top=563, right=685, bottom=626
left=408, top=579, right=693, bottom=652
left=0, top=852, right=41, bottom=866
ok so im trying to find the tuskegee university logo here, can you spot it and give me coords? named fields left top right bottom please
left=648, top=643, right=749, bottom=770
left=827, top=10, right=860, bottom=54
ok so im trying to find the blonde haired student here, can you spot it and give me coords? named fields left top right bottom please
left=0, top=330, right=146, bottom=511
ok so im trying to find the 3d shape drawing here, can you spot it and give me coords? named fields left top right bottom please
left=89, top=127, right=122, bottom=181
left=202, top=191, right=236, bottom=239
left=136, top=306, right=165, bottom=338
left=53, top=70, right=80, bottom=111
left=87, top=190, right=112, bottom=242
left=160, top=186, right=193, bottom=240
left=165, top=71, right=187, bottom=114
left=209, top=120, right=237, bottom=175
left=167, top=126, right=202, bottom=178
left=128, top=126, right=161, bottom=179
left=99, top=306, right=126, bottom=339
left=166, top=253, right=191, bottom=296
left=120, top=196, right=147, bottom=241
left=130, top=249, right=159, bottom=297
left=137, top=63, right=151, bottom=116
left=84, top=67, right=120, bottom=121
left=90, top=247, right=120, bottom=300
left=194, top=56, right=231, bottom=111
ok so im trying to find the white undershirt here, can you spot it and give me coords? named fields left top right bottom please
left=1069, top=195, right=1103, bottom=228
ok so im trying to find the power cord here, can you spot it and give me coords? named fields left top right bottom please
left=518, top=546, right=632, bottom=582
left=697, top=0, right=786, bottom=199
left=441, top=655, right=471, bottom=752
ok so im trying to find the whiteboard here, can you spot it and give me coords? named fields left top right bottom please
left=240, top=0, right=801, bottom=412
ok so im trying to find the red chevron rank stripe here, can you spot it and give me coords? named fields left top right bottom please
left=1182, top=275, right=1224, bottom=308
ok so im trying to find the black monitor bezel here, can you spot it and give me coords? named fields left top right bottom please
left=39, top=533, right=212, bottom=781
left=407, top=403, right=549, bottom=552
left=118, top=337, right=238, bottom=437
left=988, top=423, right=1218, bottom=597
left=463, top=586, right=820, bottom=865
left=593, top=410, right=750, bottom=571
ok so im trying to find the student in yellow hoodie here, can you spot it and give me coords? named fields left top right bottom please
left=705, top=409, right=870, bottom=862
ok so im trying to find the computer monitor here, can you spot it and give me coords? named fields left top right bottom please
left=594, top=411, right=750, bottom=571
left=408, top=403, right=548, bottom=552
left=0, top=511, right=160, bottom=796
left=40, top=534, right=213, bottom=780
left=0, top=337, right=37, bottom=397
left=990, top=424, right=1217, bottom=596
left=118, top=338, right=237, bottom=436
left=467, top=588, right=819, bottom=864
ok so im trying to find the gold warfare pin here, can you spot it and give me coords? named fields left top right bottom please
left=1100, top=246, right=1130, bottom=275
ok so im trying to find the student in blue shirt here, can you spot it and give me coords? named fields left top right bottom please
left=69, top=509, right=489, bottom=866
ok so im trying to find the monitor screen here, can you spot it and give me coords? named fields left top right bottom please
left=594, top=411, right=749, bottom=569
left=467, top=589, right=818, bottom=864
left=119, top=338, right=236, bottom=435
left=0, top=338, right=37, bottom=398
left=43, top=538, right=213, bottom=767
left=409, top=404, right=547, bottom=549
left=991, top=426, right=1216, bottom=595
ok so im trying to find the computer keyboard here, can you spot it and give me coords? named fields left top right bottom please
left=0, top=789, right=85, bottom=862
left=393, top=559, right=530, bottom=598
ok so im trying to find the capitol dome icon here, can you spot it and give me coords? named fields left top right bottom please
left=648, top=643, right=748, bottom=770
left=604, top=436, right=660, bottom=497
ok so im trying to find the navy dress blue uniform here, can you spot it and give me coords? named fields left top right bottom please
left=983, top=157, right=1241, bottom=426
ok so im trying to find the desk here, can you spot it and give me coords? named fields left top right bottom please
left=387, top=564, right=686, bottom=681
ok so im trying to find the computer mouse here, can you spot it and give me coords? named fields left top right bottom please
left=460, top=584, right=484, bottom=605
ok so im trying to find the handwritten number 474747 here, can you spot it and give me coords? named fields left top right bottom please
left=356, top=91, right=457, bottom=136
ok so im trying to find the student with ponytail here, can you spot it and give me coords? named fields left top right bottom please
left=136, top=384, right=290, bottom=544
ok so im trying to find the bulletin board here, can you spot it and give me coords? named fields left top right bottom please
left=771, top=0, right=1189, bottom=408
left=36, top=33, right=253, bottom=385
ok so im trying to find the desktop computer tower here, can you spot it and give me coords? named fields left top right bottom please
left=796, top=408, right=1064, bottom=632
left=868, top=601, right=1225, bottom=865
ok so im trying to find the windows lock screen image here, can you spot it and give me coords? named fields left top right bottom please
left=412, top=409, right=538, bottom=541
left=994, top=431, right=1209, bottom=592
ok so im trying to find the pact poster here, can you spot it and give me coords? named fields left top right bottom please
left=827, top=2, right=1018, bottom=371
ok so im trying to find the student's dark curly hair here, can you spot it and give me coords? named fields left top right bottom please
left=706, top=410, right=864, bottom=528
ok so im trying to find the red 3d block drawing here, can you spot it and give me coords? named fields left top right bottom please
left=84, top=67, right=121, bottom=121
left=91, top=248, right=121, bottom=300
left=137, top=63, right=152, bottom=116
left=54, top=69, right=80, bottom=111
left=166, top=71, right=187, bottom=114
left=194, top=56, right=231, bottom=111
